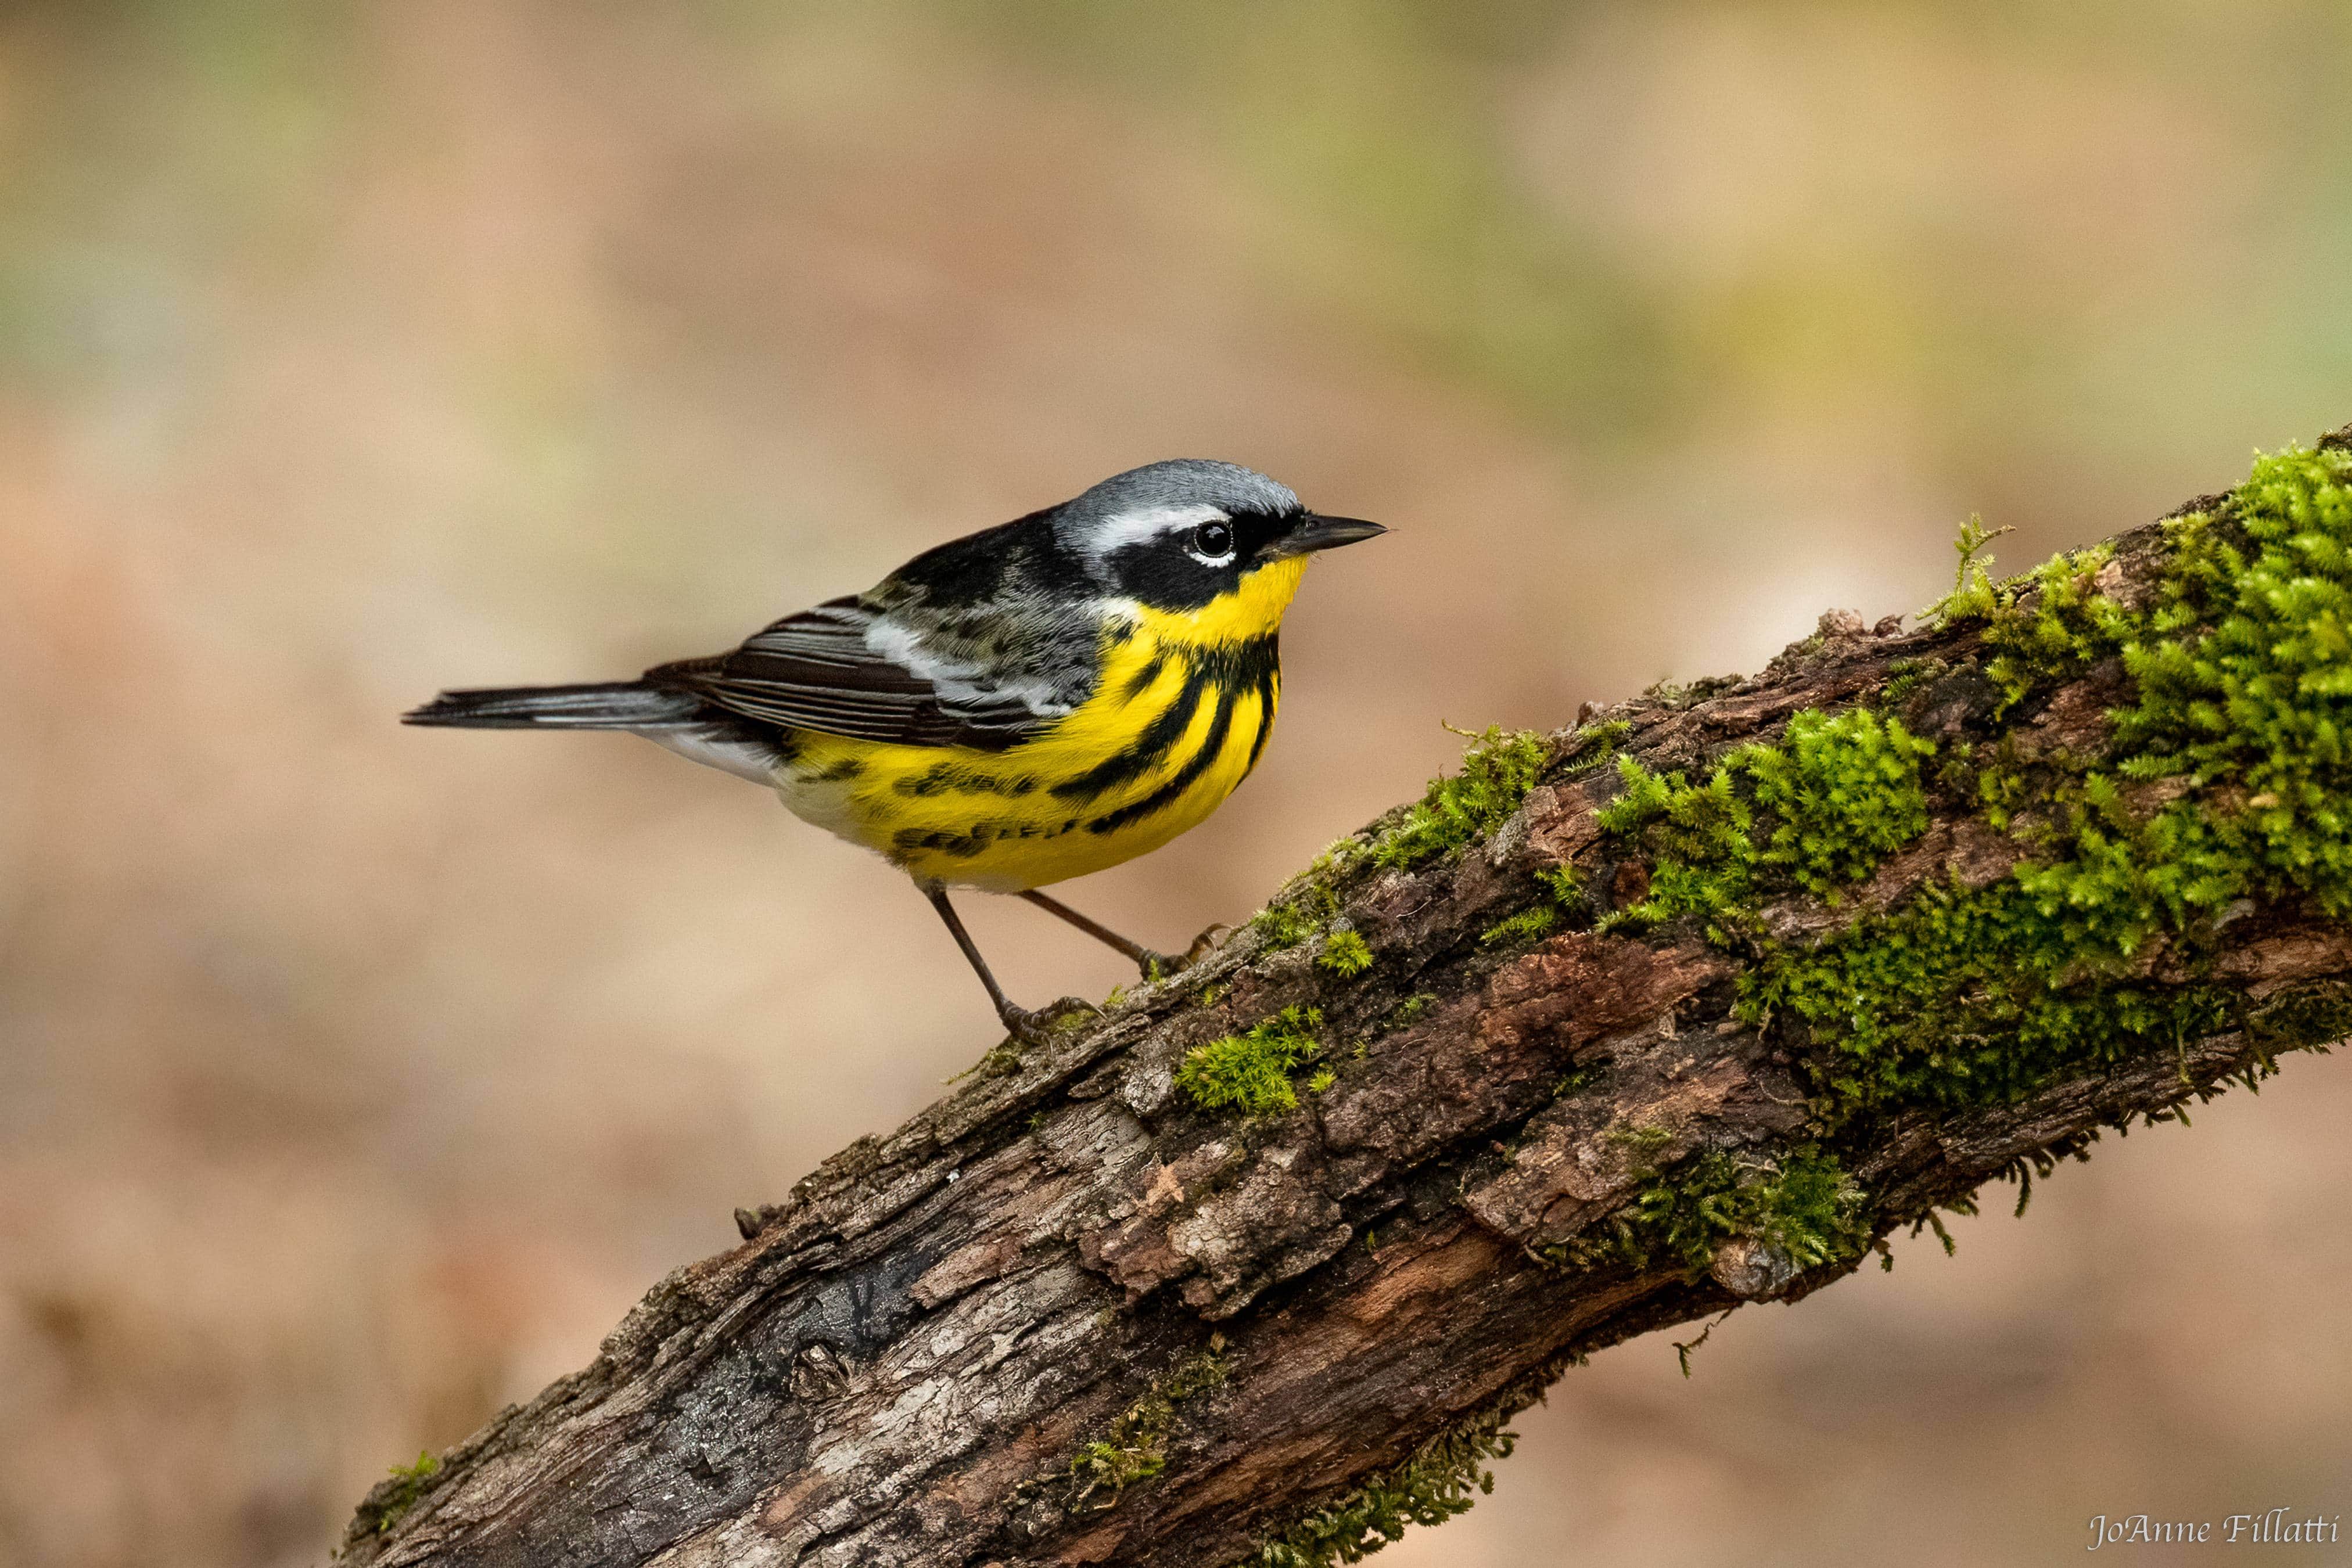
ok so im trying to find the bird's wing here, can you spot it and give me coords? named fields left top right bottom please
left=651, top=596, right=1067, bottom=751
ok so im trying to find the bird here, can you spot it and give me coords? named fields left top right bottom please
left=404, top=459, right=1385, bottom=1042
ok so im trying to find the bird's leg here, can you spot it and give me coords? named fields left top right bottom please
left=1015, top=889, right=1206, bottom=981
left=924, top=884, right=1099, bottom=1045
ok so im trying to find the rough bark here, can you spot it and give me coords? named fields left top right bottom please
left=340, top=442, right=2352, bottom=1568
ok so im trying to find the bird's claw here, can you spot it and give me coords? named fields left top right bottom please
left=1000, top=995, right=1104, bottom=1045
left=1134, top=950, right=1184, bottom=983
left=1135, top=924, right=1233, bottom=983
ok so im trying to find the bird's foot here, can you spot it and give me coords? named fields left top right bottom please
left=999, top=995, right=1103, bottom=1046
left=1135, top=924, right=1233, bottom=983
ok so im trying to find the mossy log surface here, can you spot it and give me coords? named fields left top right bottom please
left=342, top=433, right=2352, bottom=1567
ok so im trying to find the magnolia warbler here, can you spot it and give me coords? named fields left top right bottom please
left=405, top=460, right=1384, bottom=1040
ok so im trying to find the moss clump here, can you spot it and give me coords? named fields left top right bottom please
left=1596, top=754, right=1756, bottom=939
left=368, top=1450, right=440, bottom=1534
left=1478, top=905, right=1560, bottom=946
left=1176, top=1006, right=1325, bottom=1117
left=1465, top=863, right=1588, bottom=952
left=1753, top=444, right=2352, bottom=1117
left=1581, top=443, right=2352, bottom=1120
left=1750, top=868, right=2238, bottom=1114
left=1368, top=727, right=1549, bottom=870
left=1385, top=993, right=1434, bottom=1027
left=1252, top=1404, right=1516, bottom=1567
left=1252, top=723, right=1611, bottom=959
left=1563, top=717, right=1633, bottom=765
left=1929, top=512, right=2012, bottom=624
left=1599, top=706, right=1936, bottom=938
left=2245, top=977, right=2352, bottom=1065
left=1977, top=545, right=2132, bottom=716
left=1743, top=709, right=1937, bottom=897
left=1536, top=862, right=1585, bottom=904
left=1551, top=1144, right=1869, bottom=1277
left=1316, top=928, right=1374, bottom=977
left=2114, top=444, right=2352, bottom=915
left=1602, top=1120, right=1675, bottom=1156
left=1251, top=883, right=1340, bottom=950
left=1926, top=505, right=2135, bottom=716
left=1068, top=1340, right=1230, bottom=1509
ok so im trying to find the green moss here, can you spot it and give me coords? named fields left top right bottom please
left=1750, top=881, right=2233, bottom=1114
left=1926, top=512, right=2013, bottom=625
left=1385, top=993, right=1434, bottom=1028
left=2115, top=445, right=2352, bottom=914
left=1601, top=1120, right=1675, bottom=1156
left=1367, top=726, right=1549, bottom=870
left=1252, top=1404, right=1517, bottom=1567
left=1307, top=1066, right=1338, bottom=1094
left=1252, top=722, right=1610, bottom=961
left=1316, top=928, right=1375, bottom=977
left=1478, top=905, right=1559, bottom=946
left=1466, top=862, right=1589, bottom=953
left=1879, top=655, right=1941, bottom=706
left=367, top=1450, right=440, bottom=1534
left=1744, top=443, right=2352, bottom=1117
left=1926, top=505, right=2136, bottom=715
left=1597, top=706, right=1935, bottom=938
left=946, top=1038, right=1025, bottom=1084
left=1729, top=1148, right=1871, bottom=1268
left=1068, top=1340, right=1230, bottom=1510
left=1175, top=1006, right=1326, bottom=1117
left=1559, top=717, right=1632, bottom=773
left=2243, top=979, right=2352, bottom=1077
left=1251, top=883, right=1340, bottom=951
left=1743, top=709, right=1937, bottom=898
left=1669, top=1312, right=1732, bottom=1378
left=1249, top=440, right=2352, bottom=1568
left=1980, top=546, right=2132, bottom=715
left=1595, top=753, right=1757, bottom=940
left=1536, top=862, right=1585, bottom=904
left=1551, top=1060, right=1606, bottom=1098
left=1549, top=1144, right=1869, bottom=1277
left=1959, top=741, right=2031, bottom=831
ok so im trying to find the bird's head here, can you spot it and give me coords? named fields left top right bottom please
left=1057, top=459, right=1385, bottom=642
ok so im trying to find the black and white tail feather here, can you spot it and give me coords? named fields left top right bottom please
left=403, top=682, right=705, bottom=729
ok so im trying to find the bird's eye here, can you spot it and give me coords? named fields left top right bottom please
left=1188, top=521, right=1235, bottom=564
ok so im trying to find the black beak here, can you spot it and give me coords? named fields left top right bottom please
left=1267, top=513, right=1388, bottom=559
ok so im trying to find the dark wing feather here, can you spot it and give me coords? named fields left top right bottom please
left=649, top=596, right=1055, bottom=751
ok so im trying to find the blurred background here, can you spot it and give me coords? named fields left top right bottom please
left=3, top=2, right=2349, bottom=1564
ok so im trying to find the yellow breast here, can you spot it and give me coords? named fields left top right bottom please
left=775, top=557, right=1307, bottom=891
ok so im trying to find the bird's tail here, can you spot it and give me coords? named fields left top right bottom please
left=402, top=681, right=703, bottom=730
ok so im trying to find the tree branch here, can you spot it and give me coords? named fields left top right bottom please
left=340, top=430, right=2352, bottom=1567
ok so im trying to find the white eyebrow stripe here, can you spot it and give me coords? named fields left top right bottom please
left=1087, top=502, right=1229, bottom=553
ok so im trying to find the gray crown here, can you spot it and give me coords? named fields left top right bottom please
left=1053, top=459, right=1301, bottom=554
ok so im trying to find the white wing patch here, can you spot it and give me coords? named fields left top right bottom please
left=666, top=596, right=1067, bottom=749
left=861, top=614, right=1075, bottom=721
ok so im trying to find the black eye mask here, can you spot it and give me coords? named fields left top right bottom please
left=1102, top=511, right=1289, bottom=610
